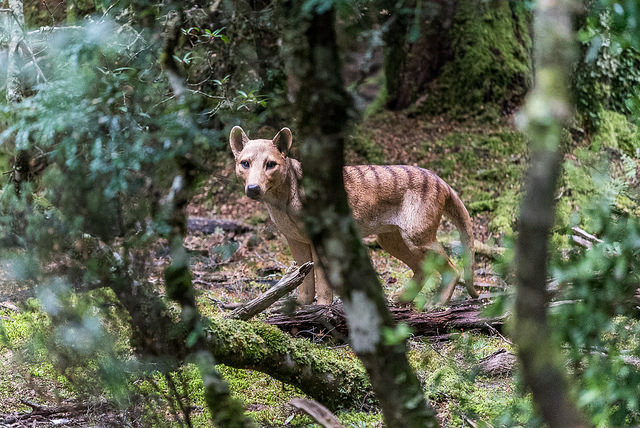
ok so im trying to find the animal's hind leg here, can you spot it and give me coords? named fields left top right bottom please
left=376, top=231, right=425, bottom=303
left=400, top=230, right=461, bottom=304
left=427, top=242, right=460, bottom=303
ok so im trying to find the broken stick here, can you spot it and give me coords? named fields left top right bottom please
left=229, top=262, right=313, bottom=321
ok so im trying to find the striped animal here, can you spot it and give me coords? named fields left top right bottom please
left=230, top=126, right=478, bottom=305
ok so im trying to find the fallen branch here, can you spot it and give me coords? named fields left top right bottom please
left=571, top=226, right=602, bottom=249
left=289, top=398, right=345, bottom=428
left=1, top=400, right=111, bottom=425
left=571, top=226, right=602, bottom=244
left=265, top=298, right=506, bottom=340
left=229, top=262, right=313, bottom=320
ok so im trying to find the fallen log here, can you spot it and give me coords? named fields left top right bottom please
left=1, top=400, right=111, bottom=426
left=229, top=262, right=313, bottom=320
left=477, top=348, right=517, bottom=376
left=265, top=298, right=507, bottom=340
left=187, top=217, right=252, bottom=234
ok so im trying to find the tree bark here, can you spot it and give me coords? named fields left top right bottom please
left=284, top=5, right=438, bottom=427
left=514, top=1, right=588, bottom=427
left=379, top=0, right=531, bottom=116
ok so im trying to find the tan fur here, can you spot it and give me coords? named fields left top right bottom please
left=230, top=126, right=478, bottom=305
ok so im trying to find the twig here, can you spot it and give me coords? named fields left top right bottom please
left=26, top=25, right=83, bottom=36
left=484, top=322, right=513, bottom=345
left=18, top=40, right=47, bottom=82
left=229, top=262, right=313, bottom=320
left=442, top=240, right=506, bottom=260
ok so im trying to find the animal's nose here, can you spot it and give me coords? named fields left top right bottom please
left=246, top=184, right=261, bottom=200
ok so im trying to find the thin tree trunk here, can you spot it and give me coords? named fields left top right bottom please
left=285, top=6, right=438, bottom=427
left=156, top=6, right=255, bottom=426
left=514, top=1, right=588, bottom=427
left=6, top=0, right=24, bottom=103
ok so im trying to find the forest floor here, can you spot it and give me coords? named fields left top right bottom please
left=2, top=108, right=631, bottom=426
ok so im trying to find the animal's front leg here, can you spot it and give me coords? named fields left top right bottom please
left=286, top=238, right=315, bottom=304
left=311, top=246, right=333, bottom=305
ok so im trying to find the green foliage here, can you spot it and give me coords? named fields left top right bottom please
left=591, top=110, right=640, bottom=156
left=575, top=7, right=640, bottom=129
left=418, top=0, right=532, bottom=120
left=346, top=128, right=385, bottom=164
left=0, top=15, right=229, bottom=422
left=412, top=334, right=533, bottom=427
left=551, top=200, right=640, bottom=426
left=425, top=129, right=527, bottom=235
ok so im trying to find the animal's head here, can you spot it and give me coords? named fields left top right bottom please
left=229, top=126, right=293, bottom=201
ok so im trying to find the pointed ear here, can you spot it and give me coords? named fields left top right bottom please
left=272, top=127, right=293, bottom=155
left=229, top=126, right=249, bottom=158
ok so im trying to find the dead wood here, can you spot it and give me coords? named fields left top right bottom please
left=477, top=348, right=517, bottom=376
left=229, top=262, right=314, bottom=320
left=187, top=217, right=253, bottom=234
left=443, top=240, right=506, bottom=259
left=571, top=227, right=602, bottom=249
left=571, top=226, right=602, bottom=244
left=265, top=298, right=506, bottom=340
left=289, top=398, right=345, bottom=428
left=1, top=400, right=111, bottom=426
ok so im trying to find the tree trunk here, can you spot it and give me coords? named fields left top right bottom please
left=380, top=0, right=532, bottom=117
left=284, top=5, right=439, bottom=427
left=6, top=0, right=24, bottom=103
left=514, top=0, right=588, bottom=427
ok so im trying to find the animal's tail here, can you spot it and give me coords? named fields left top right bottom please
left=444, top=186, right=478, bottom=298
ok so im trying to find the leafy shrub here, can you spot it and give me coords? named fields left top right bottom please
left=552, top=201, right=640, bottom=426
left=0, top=17, right=217, bottom=414
left=575, top=8, right=640, bottom=129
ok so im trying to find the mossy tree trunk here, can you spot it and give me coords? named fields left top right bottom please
left=514, top=0, right=587, bottom=427
left=283, top=4, right=438, bottom=427
left=381, top=0, right=532, bottom=118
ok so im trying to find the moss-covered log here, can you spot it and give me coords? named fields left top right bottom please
left=109, top=274, right=374, bottom=411
left=207, top=318, right=373, bottom=410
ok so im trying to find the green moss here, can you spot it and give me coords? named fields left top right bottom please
left=424, top=129, right=526, bottom=235
left=206, top=316, right=372, bottom=410
left=592, top=110, right=640, bottom=157
left=411, top=334, right=533, bottom=427
left=418, top=0, right=532, bottom=120
left=346, top=128, right=385, bottom=164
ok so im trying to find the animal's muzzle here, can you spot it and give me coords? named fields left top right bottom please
left=246, top=184, right=261, bottom=200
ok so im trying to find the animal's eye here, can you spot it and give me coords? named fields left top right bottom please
left=265, top=161, right=277, bottom=170
left=240, top=160, right=250, bottom=169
